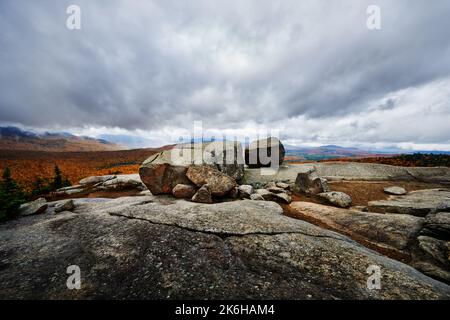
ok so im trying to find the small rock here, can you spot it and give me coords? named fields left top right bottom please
left=191, top=185, right=213, bottom=204
left=267, top=186, right=285, bottom=194
left=276, top=182, right=290, bottom=189
left=172, top=184, right=197, bottom=199
left=238, top=185, right=254, bottom=198
left=254, top=189, right=291, bottom=204
left=19, top=198, right=47, bottom=216
left=250, top=194, right=265, bottom=201
left=273, top=192, right=292, bottom=204
left=384, top=186, right=407, bottom=195
left=318, top=191, right=352, bottom=208
left=54, top=199, right=75, bottom=213
left=229, top=187, right=239, bottom=199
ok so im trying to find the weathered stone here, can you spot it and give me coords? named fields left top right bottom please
left=238, top=185, right=253, bottom=198
left=288, top=202, right=423, bottom=257
left=79, top=175, right=115, bottom=186
left=172, top=184, right=197, bottom=199
left=273, top=192, right=292, bottom=204
left=229, top=186, right=239, bottom=199
left=203, top=141, right=245, bottom=181
left=384, top=186, right=407, bottom=195
left=56, top=185, right=82, bottom=192
left=413, top=236, right=450, bottom=283
left=140, top=142, right=244, bottom=194
left=54, top=199, right=75, bottom=213
left=1, top=196, right=449, bottom=299
left=421, top=212, right=450, bottom=239
left=292, top=167, right=330, bottom=195
left=186, top=165, right=236, bottom=196
left=254, top=189, right=291, bottom=204
left=368, top=189, right=450, bottom=217
left=139, top=163, right=192, bottom=195
left=275, top=182, right=290, bottom=189
left=244, top=137, right=285, bottom=168
left=267, top=186, right=286, bottom=194
left=244, top=162, right=450, bottom=185
left=102, top=174, right=145, bottom=190
left=19, top=198, right=47, bottom=216
left=191, top=185, right=213, bottom=204
left=250, top=193, right=265, bottom=201
left=318, top=191, right=352, bottom=208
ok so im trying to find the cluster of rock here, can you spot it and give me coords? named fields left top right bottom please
left=291, top=166, right=353, bottom=208
left=139, top=138, right=288, bottom=204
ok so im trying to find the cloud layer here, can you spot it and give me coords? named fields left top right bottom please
left=1, top=0, right=450, bottom=149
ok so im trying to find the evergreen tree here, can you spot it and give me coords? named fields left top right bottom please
left=0, top=167, right=26, bottom=221
left=52, top=165, right=63, bottom=190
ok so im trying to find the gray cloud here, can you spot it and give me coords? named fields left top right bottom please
left=1, top=0, right=450, bottom=148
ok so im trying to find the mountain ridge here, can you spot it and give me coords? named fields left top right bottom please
left=0, top=126, right=126, bottom=152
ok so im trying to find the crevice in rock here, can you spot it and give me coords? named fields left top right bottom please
left=107, top=211, right=345, bottom=242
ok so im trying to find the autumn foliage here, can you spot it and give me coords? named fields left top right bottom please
left=0, top=148, right=168, bottom=192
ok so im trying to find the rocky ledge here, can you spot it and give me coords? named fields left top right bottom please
left=1, top=196, right=449, bottom=299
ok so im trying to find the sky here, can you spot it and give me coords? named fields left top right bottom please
left=1, top=0, right=450, bottom=150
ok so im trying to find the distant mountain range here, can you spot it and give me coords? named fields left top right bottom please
left=284, top=144, right=450, bottom=162
left=0, top=127, right=126, bottom=152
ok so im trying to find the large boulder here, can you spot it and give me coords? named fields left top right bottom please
left=19, top=198, right=47, bottom=216
left=1, top=196, right=449, bottom=299
left=245, top=137, right=285, bottom=168
left=139, top=142, right=244, bottom=195
left=186, top=165, right=236, bottom=196
left=292, top=167, right=330, bottom=195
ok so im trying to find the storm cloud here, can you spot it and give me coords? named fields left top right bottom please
left=1, top=0, right=450, bottom=149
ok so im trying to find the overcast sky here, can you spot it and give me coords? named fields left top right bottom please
left=1, top=0, right=450, bottom=150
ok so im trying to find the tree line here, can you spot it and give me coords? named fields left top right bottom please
left=355, top=153, right=450, bottom=167
left=0, top=165, right=71, bottom=221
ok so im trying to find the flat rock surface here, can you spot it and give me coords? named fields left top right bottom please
left=244, top=163, right=450, bottom=184
left=288, top=202, right=423, bottom=255
left=368, top=189, right=450, bottom=216
left=1, top=196, right=449, bottom=299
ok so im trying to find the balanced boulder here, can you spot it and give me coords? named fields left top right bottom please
left=139, top=141, right=244, bottom=195
left=245, top=137, right=285, bottom=168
